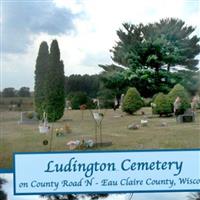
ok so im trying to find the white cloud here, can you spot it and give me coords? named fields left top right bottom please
left=2, top=0, right=200, bottom=89
left=53, top=0, right=84, bottom=14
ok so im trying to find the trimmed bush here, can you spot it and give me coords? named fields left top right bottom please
left=153, top=93, right=172, bottom=116
left=152, top=93, right=159, bottom=102
left=122, top=87, right=143, bottom=114
left=168, top=84, right=190, bottom=114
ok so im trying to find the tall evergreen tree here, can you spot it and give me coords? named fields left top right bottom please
left=34, top=41, right=49, bottom=118
left=110, top=18, right=200, bottom=73
left=45, top=40, right=65, bottom=122
left=100, top=18, right=200, bottom=91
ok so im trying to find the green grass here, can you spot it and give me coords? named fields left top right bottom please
left=0, top=108, right=200, bottom=169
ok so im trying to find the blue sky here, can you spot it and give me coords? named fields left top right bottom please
left=1, top=0, right=199, bottom=90
left=0, top=174, right=192, bottom=200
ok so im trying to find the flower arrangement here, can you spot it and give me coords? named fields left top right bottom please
left=66, top=138, right=94, bottom=150
left=55, top=128, right=64, bottom=136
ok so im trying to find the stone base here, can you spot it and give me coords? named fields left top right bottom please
left=177, top=114, right=195, bottom=123
left=94, top=141, right=112, bottom=147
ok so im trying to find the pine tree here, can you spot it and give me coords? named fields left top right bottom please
left=34, top=41, right=49, bottom=118
left=45, top=40, right=65, bottom=122
left=111, top=18, right=200, bottom=72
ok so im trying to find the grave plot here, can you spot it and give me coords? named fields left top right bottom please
left=18, top=111, right=38, bottom=124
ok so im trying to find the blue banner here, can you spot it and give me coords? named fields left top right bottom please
left=14, top=149, right=200, bottom=195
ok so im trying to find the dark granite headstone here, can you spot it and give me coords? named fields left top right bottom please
left=177, top=109, right=195, bottom=123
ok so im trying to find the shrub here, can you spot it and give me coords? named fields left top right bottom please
left=122, top=87, right=143, bottom=114
left=67, top=92, right=95, bottom=109
left=27, top=112, right=34, bottom=119
left=151, top=93, right=160, bottom=114
left=168, top=84, right=190, bottom=114
left=153, top=93, right=172, bottom=116
left=152, top=93, right=159, bottom=102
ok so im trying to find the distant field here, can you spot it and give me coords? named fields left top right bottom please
left=0, top=97, right=33, bottom=111
left=0, top=108, right=200, bottom=169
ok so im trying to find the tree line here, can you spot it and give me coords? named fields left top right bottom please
left=2, top=69, right=199, bottom=100
left=3, top=18, right=199, bottom=121
left=1, top=87, right=31, bottom=97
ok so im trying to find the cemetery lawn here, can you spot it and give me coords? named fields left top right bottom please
left=0, top=108, right=200, bottom=169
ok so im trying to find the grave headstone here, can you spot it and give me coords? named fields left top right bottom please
left=18, top=111, right=38, bottom=124
left=128, top=123, right=140, bottom=130
left=160, top=122, right=167, bottom=127
left=191, top=95, right=199, bottom=112
left=177, top=109, right=195, bottom=123
left=141, top=116, right=148, bottom=126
